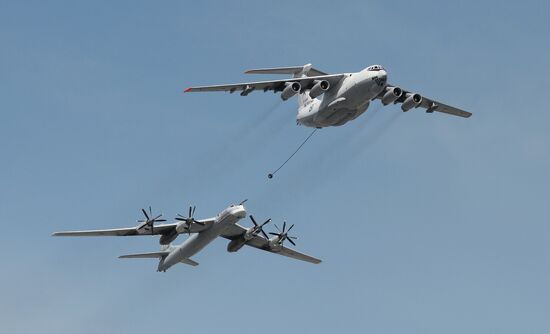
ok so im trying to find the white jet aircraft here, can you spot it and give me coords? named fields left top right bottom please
left=185, top=64, right=472, bottom=128
left=52, top=203, right=321, bottom=272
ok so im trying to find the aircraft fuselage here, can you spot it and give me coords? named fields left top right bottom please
left=158, top=205, right=246, bottom=271
left=297, top=67, right=387, bottom=128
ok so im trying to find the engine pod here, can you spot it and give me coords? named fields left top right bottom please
left=309, top=80, right=330, bottom=99
left=381, top=87, right=403, bottom=105
left=280, top=82, right=301, bottom=101
left=401, top=93, right=422, bottom=112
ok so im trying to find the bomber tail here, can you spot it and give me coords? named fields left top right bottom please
left=119, top=244, right=199, bottom=270
left=118, top=251, right=170, bottom=259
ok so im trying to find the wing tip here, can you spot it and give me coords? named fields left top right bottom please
left=183, top=87, right=192, bottom=93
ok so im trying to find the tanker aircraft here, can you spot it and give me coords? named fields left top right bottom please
left=52, top=202, right=321, bottom=272
left=185, top=64, right=472, bottom=128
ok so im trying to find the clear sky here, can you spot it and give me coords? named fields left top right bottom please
left=1, top=1, right=550, bottom=333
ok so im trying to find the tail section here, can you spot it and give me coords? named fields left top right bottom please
left=180, top=258, right=199, bottom=266
left=119, top=244, right=199, bottom=269
left=118, top=251, right=170, bottom=259
left=244, top=64, right=327, bottom=77
left=245, top=64, right=326, bottom=108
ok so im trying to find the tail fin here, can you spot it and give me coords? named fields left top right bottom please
left=245, top=64, right=324, bottom=108
left=244, top=64, right=327, bottom=77
left=180, top=258, right=199, bottom=266
left=118, top=251, right=170, bottom=259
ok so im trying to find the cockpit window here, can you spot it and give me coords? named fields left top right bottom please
left=367, top=65, right=385, bottom=71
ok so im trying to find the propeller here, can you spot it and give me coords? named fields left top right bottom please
left=249, top=215, right=270, bottom=239
left=269, top=221, right=298, bottom=246
left=175, top=205, right=205, bottom=234
left=137, top=206, right=166, bottom=234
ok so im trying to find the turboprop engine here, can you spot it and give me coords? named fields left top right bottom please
left=227, top=216, right=270, bottom=252
left=401, top=93, right=422, bottom=112
left=280, top=82, right=301, bottom=101
left=381, top=86, right=403, bottom=105
left=309, top=80, right=330, bottom=98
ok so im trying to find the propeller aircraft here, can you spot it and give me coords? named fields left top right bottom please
left=52, top=202, right=321, bottom=272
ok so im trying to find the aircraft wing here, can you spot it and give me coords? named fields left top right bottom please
left=220, top=224, right=321, bottom=264
left=52, top=218, right=216, bottom=237
left=52, top=224, right=179, bottom=237
left=184, top=74, right=345, bottom=94
left=377, top=84, right=472, bottom=118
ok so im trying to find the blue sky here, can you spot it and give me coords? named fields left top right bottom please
left=1, top=1, right=550, bottom=333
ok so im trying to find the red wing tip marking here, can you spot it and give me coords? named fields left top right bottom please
left=184, top=87, right=192, bottom=93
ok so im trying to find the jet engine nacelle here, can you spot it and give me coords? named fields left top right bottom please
left=309, top=80, right=330, bottom=99
left=227, top=238, right=246, bottom=252
left=401, top=93, right=422, bottom=112
left=381, top=86, right=403, bottom=105
left=281, top=82, right=301, bottom=101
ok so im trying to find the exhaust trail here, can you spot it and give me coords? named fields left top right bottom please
left=312, top=102, right=384, bottom=167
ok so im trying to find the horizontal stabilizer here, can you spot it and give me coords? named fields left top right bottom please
left=245, top=64, right=327, bottom=77
left=118, top=251, right=170, bottom=259
left=180, top=258, right=199, bottom=266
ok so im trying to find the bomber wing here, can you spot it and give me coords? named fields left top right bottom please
left=52, top=218, right=216, bottom=237
left=221, top=224, right=321, bottom=264
left=52, top=224, right=178, bottom=237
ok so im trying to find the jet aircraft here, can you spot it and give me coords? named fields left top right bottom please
left=185, top=64, right=472, bottom=128
left=52, top=202, right=321, bottom=271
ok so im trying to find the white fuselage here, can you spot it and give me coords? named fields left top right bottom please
left=297, top=67, right=388, bottom=128
left=158, top=205, right=246, bottom=271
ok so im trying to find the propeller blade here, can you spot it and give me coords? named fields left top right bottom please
left=141, top=208, right=150, bottom=220
left=175, top=217, right=186, bottom=221
left=261, top=230, right=269, bottom=239
left=288, top=238, right=296, bottom=246
left=250, top=215, right=258, bottom=226
left=192, top=206, right=196, bottom=217
left=188, top=206, right=192, bottom=218
left=287, top=224, right=294, bottom=233
left=269, top=232, right=279, bottom=236
left=153, top=214, right=162, bottom=221
left=194, top=221, right=205, bottom=226
left=274, top=224, right=281, bottom=233
left=155, top=219, right=167, bottom=222
left=283, top=221, right=286, bottom=232
left=149, top=206, right=152, bottom=219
